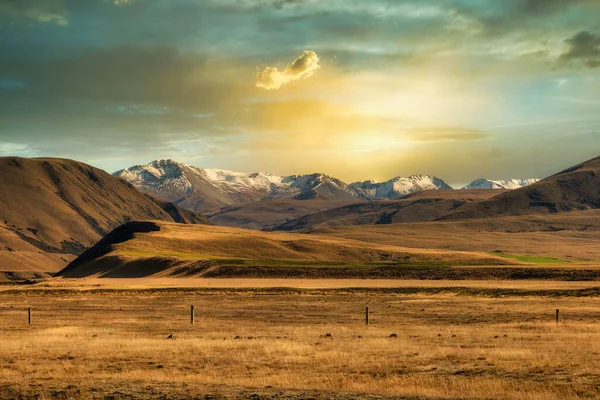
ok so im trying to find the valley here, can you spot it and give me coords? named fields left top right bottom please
left=5, top=2, right=599, bottom=398
left=1, top=155, right=600, bottom=400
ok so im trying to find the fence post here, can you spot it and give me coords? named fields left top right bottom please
left=191, top=305, right=195, bottom=325
left=28, top=307, right=31, bottom=325
left=365, top=307, right=369, bottom=326
left=556, top=309, right=559, bottom=323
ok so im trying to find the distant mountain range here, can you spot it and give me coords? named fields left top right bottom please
left=462, top=178, right=539, bottom=190
left=114, top=160, right=363, bottom=213
left=114, top=159, right=538, bottom=214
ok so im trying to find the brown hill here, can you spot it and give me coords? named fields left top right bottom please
left=56, top=221, right=511, bottom=279
left=0, top=157, right=208, bottom=273
left=271, top=189, right=504, bottom=231
left=208, top=199, right=361, bottom=230
left=442, top=156, right=600, bottom=220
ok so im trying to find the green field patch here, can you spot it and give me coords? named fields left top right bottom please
left=491, top=252, right=569, bottom=265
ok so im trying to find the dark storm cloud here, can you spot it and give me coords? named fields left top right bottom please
left=450, top=0, right=598, bottom=35
left=0, top=44, right=255, bottom=156
left=515, top=0, right=585, bottom=14
left=559, top=31, right=600, bottom=68
left=0, top=46, right=249, bottom=110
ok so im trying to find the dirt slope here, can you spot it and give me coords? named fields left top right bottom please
left=442, top=156, right=600, bottom=220
left=0, top=157, right=208, bottom=273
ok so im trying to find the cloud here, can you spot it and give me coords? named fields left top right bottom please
left=0, top=78, right=26, bottom=91
left=0, top=0, right=68, bottom=26
left=0, top=46, right=247, bottom=108
left=405, top=128, right=489, bottom=142
left=0, top=142, right=36, bottom=156
left=110, top=0, right=145, bottom=5
left=452, top=0, right=594, bottom=34
left=559, top=31, right=600, bottom=69
left=0, top=46, right=255, bottom=152
left=241, top=99, right=393, bottom=136
left=256, top=50, right=320, bottom=90
left=106, top=104, right=171, bottom=115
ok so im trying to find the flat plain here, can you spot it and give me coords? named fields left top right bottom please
left=2, top=284, right=600, bottom=399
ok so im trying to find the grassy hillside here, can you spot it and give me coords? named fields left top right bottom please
left=57, top=221, right=514, bottom=278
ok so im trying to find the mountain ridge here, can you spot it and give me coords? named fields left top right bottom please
left=114, top=160, right=461, bottom=214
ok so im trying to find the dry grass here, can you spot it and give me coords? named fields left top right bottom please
left=15, top=276, right=600, bottom=291
left=2, top=289, right=600, bottom=399
left=318, top=210, right=600, bottom=261
left=59, top=221, right=518, bottom=279
left=127, top=222, right=509, bottom=264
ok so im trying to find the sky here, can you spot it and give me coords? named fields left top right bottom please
left=1, top=0, right=600, bottom=187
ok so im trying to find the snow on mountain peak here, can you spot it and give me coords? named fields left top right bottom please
left=198, top=168, right=286, bottom=193
left=349, top=174, right=452, bottom=200
left=462, top=178, right=539, bottom=190
left=115, top=159, right=193, bottom=196
left=115, top=159, right=536, bottom=214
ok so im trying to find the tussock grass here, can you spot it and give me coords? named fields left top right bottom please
left=1, top=291, right=600, bottom=398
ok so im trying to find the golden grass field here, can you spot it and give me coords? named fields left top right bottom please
left=2, top=285, right=600, bottom=399
left=317, top=210, right=600, bottom=261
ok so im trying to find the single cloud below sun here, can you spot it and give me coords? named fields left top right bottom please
left=256, top=50, right=320, bottom=90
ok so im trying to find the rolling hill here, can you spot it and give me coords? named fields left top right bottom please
left=208, top=198, right=361, bottom=230
left=271, top=190, right=504, bottom=231
left=316, top=209, right=600, bottom=262
left=56, top=221, right=512, bottom=279
left=0, top=157, right=208, bottom=276
left=443, top=156, right=600, bottom=220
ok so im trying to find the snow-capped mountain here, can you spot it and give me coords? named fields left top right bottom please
left=115, top=160, right=540, bottom=215
left=462, top=178, right=539, bottom=190
left=350, top=175, right=453, bottom=200
left=114, top=160, right=456, bottom=214
left=114, top=160, right=364, bottom=214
